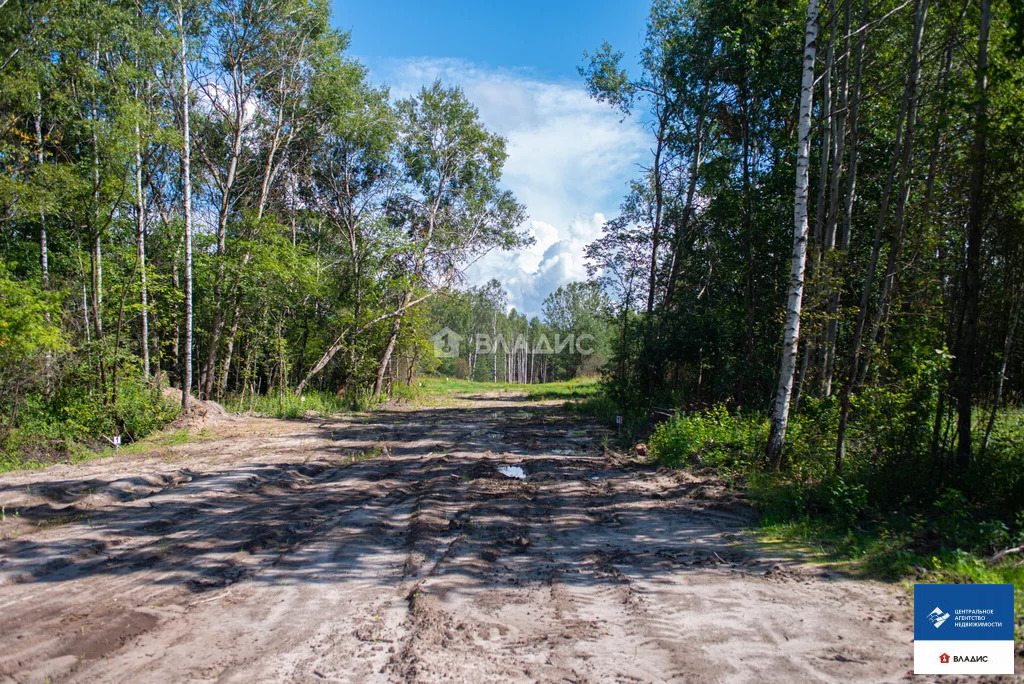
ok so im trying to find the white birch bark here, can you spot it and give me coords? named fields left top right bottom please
left=766, top=0, right=819, bottom=469
left=178, top=5, right=193, bottom=410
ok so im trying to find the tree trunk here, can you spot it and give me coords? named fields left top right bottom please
left=981, top=285, right=1022, bottom=456
left=646, top=114, right=667, bottom=314
left=955, top=0, right=991, bottom=471
left=820, top=0, right=868, bottom=398
left=858, top=0, right=930, bottom=385
left=834, top=0, right=926, bottom=469
left=135, top=107, right=150, bottom=379
left=35, top=90, right=51, bottom=393
left=90, top=56, right=106, bottom=396
left=218, top=302, right=241, bottom=398
left=819, top=0, right=851, bottom=396
left=665, top=84, right=708, bottom=304
left=373, top=292, right=411, bottom=399
left=178, top=6, right=193, bottom=411
left=766, top=0, right=818, bottom=470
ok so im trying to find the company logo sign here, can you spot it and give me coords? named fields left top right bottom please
left=928, top=606, right=950, bottom=628
left=430, top=327, right=464, bottom=359
left=429, top=328, right=596, bottom=359
left=913, top=584, right=1015, bottom=675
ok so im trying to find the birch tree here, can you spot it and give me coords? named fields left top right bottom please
left=765, top=0, right=818, bottom=470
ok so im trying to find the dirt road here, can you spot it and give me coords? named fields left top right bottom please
left=0, top=392, right=914, bottom=683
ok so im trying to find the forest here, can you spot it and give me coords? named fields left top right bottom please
left=1, top=0, right=1023, bottom=677
left=1, top=0, right=1023, bottom=588
left=578, top=0, right=1024, bottom=576
left=1, top=0, right=537, bottom=456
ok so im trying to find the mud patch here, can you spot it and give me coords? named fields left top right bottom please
left=58, top=610, right=159, bottom=661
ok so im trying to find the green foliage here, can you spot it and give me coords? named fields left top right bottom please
left=1, top=375, right=177, bottom=472
left=224, top=390, right=354, bottom=419
left=0, top=269, right=66, bottom=428
left=425, top=280, right=613, bottom=384
left=649, top=405, right=766, bottom=471
left=646, top=395, right=1023, bottom=618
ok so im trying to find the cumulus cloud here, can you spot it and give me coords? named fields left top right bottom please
left=363, top=57, right=647, bottom=316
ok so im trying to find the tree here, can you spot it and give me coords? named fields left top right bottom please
left=766, top=0, right=819, bottom=470
left=369, top=80, right=527, bottom=398
left=954, top=0, right=992, bottom=471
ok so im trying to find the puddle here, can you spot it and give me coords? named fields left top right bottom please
left=497, top=465, right=526, bottom=479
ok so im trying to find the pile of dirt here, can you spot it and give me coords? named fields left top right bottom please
left=161, top=387, right=234, bottom=431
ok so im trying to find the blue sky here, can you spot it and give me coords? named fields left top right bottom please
left=333, top=1, right=651, bottom=316
left=337, top=1, right=648, bottom=83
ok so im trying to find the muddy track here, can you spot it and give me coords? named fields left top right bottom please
left=0, top=393, right=914, bottom=683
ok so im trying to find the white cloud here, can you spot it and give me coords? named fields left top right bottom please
left=363, top=57, right=647, bottom=316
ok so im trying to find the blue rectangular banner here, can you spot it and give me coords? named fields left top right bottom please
left=913, top=583, right=1015, bottom=675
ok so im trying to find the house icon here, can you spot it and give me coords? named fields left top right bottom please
left=430, top=327, right=464, bottom=358
left=939, top=653, right=950, bottom=664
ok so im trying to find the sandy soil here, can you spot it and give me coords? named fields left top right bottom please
left=0, top=392, right=920, bottom=683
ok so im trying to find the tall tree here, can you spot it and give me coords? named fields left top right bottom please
left=954, top=0, right=992, bottom=471
left=766, top=0, right=819, bottom=470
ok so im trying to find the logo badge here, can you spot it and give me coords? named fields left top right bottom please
left=913, top=584, right=1015, bottom=675
left=430, top=327, right=464, bottom=358
left=928, top=606, right=950, bottom=628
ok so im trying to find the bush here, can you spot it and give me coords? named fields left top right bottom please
left=648, top=405, right=766, bottom=470
left=1, top=372, right=178, bottom=471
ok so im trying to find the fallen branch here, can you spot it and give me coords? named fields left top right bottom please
left=293, top=291, right=436, bottom=395
left=987, top=545, right=1024, bottom=565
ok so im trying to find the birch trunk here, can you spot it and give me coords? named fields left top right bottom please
left=135, top=105, right=150, bottom=379
left=766, top=0, right=818, bottom=470
left=35, top=91, right=52, bottom=393
left=178, top=6, right=193, bottom=411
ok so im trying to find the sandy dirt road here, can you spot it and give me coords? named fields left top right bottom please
left=0, top=392, right=916, bottom=683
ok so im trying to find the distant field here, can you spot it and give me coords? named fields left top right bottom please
left=406, top=376, right=601, bottom=401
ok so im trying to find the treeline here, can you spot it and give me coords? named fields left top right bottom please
left=426, top=280, right=612, bottom=384
left=582, top=0, right=1023, bottom=510
left=0, top=0, right=527, bottom=459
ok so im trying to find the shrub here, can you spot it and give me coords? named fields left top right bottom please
left=648, top=405, right=766, bottom=470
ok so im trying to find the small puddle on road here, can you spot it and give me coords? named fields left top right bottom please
left=497, top=465, right=526, bottom=479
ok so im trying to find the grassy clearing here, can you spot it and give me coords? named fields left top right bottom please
left=394, top=376, right=601, bottom=405
left=56, top=427, right=215, bottom=469
left=223, top=389, right=355, bottom=418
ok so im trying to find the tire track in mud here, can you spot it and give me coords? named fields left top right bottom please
left=0, top=449, right=413, bottom=680
left=0, top=394, right=914, bottom=683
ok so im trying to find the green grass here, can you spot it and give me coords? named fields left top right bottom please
left=401, top=375, right=600, bottom=404
left=758, top=514, right=1024, bottom=644
left=636, top=399, right=1024, bottom=645
left=0, top=425, right=214, bottom=474
left=223, top=389, right=354, bottom=418
left=67, top=427, right=212, bottom=466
